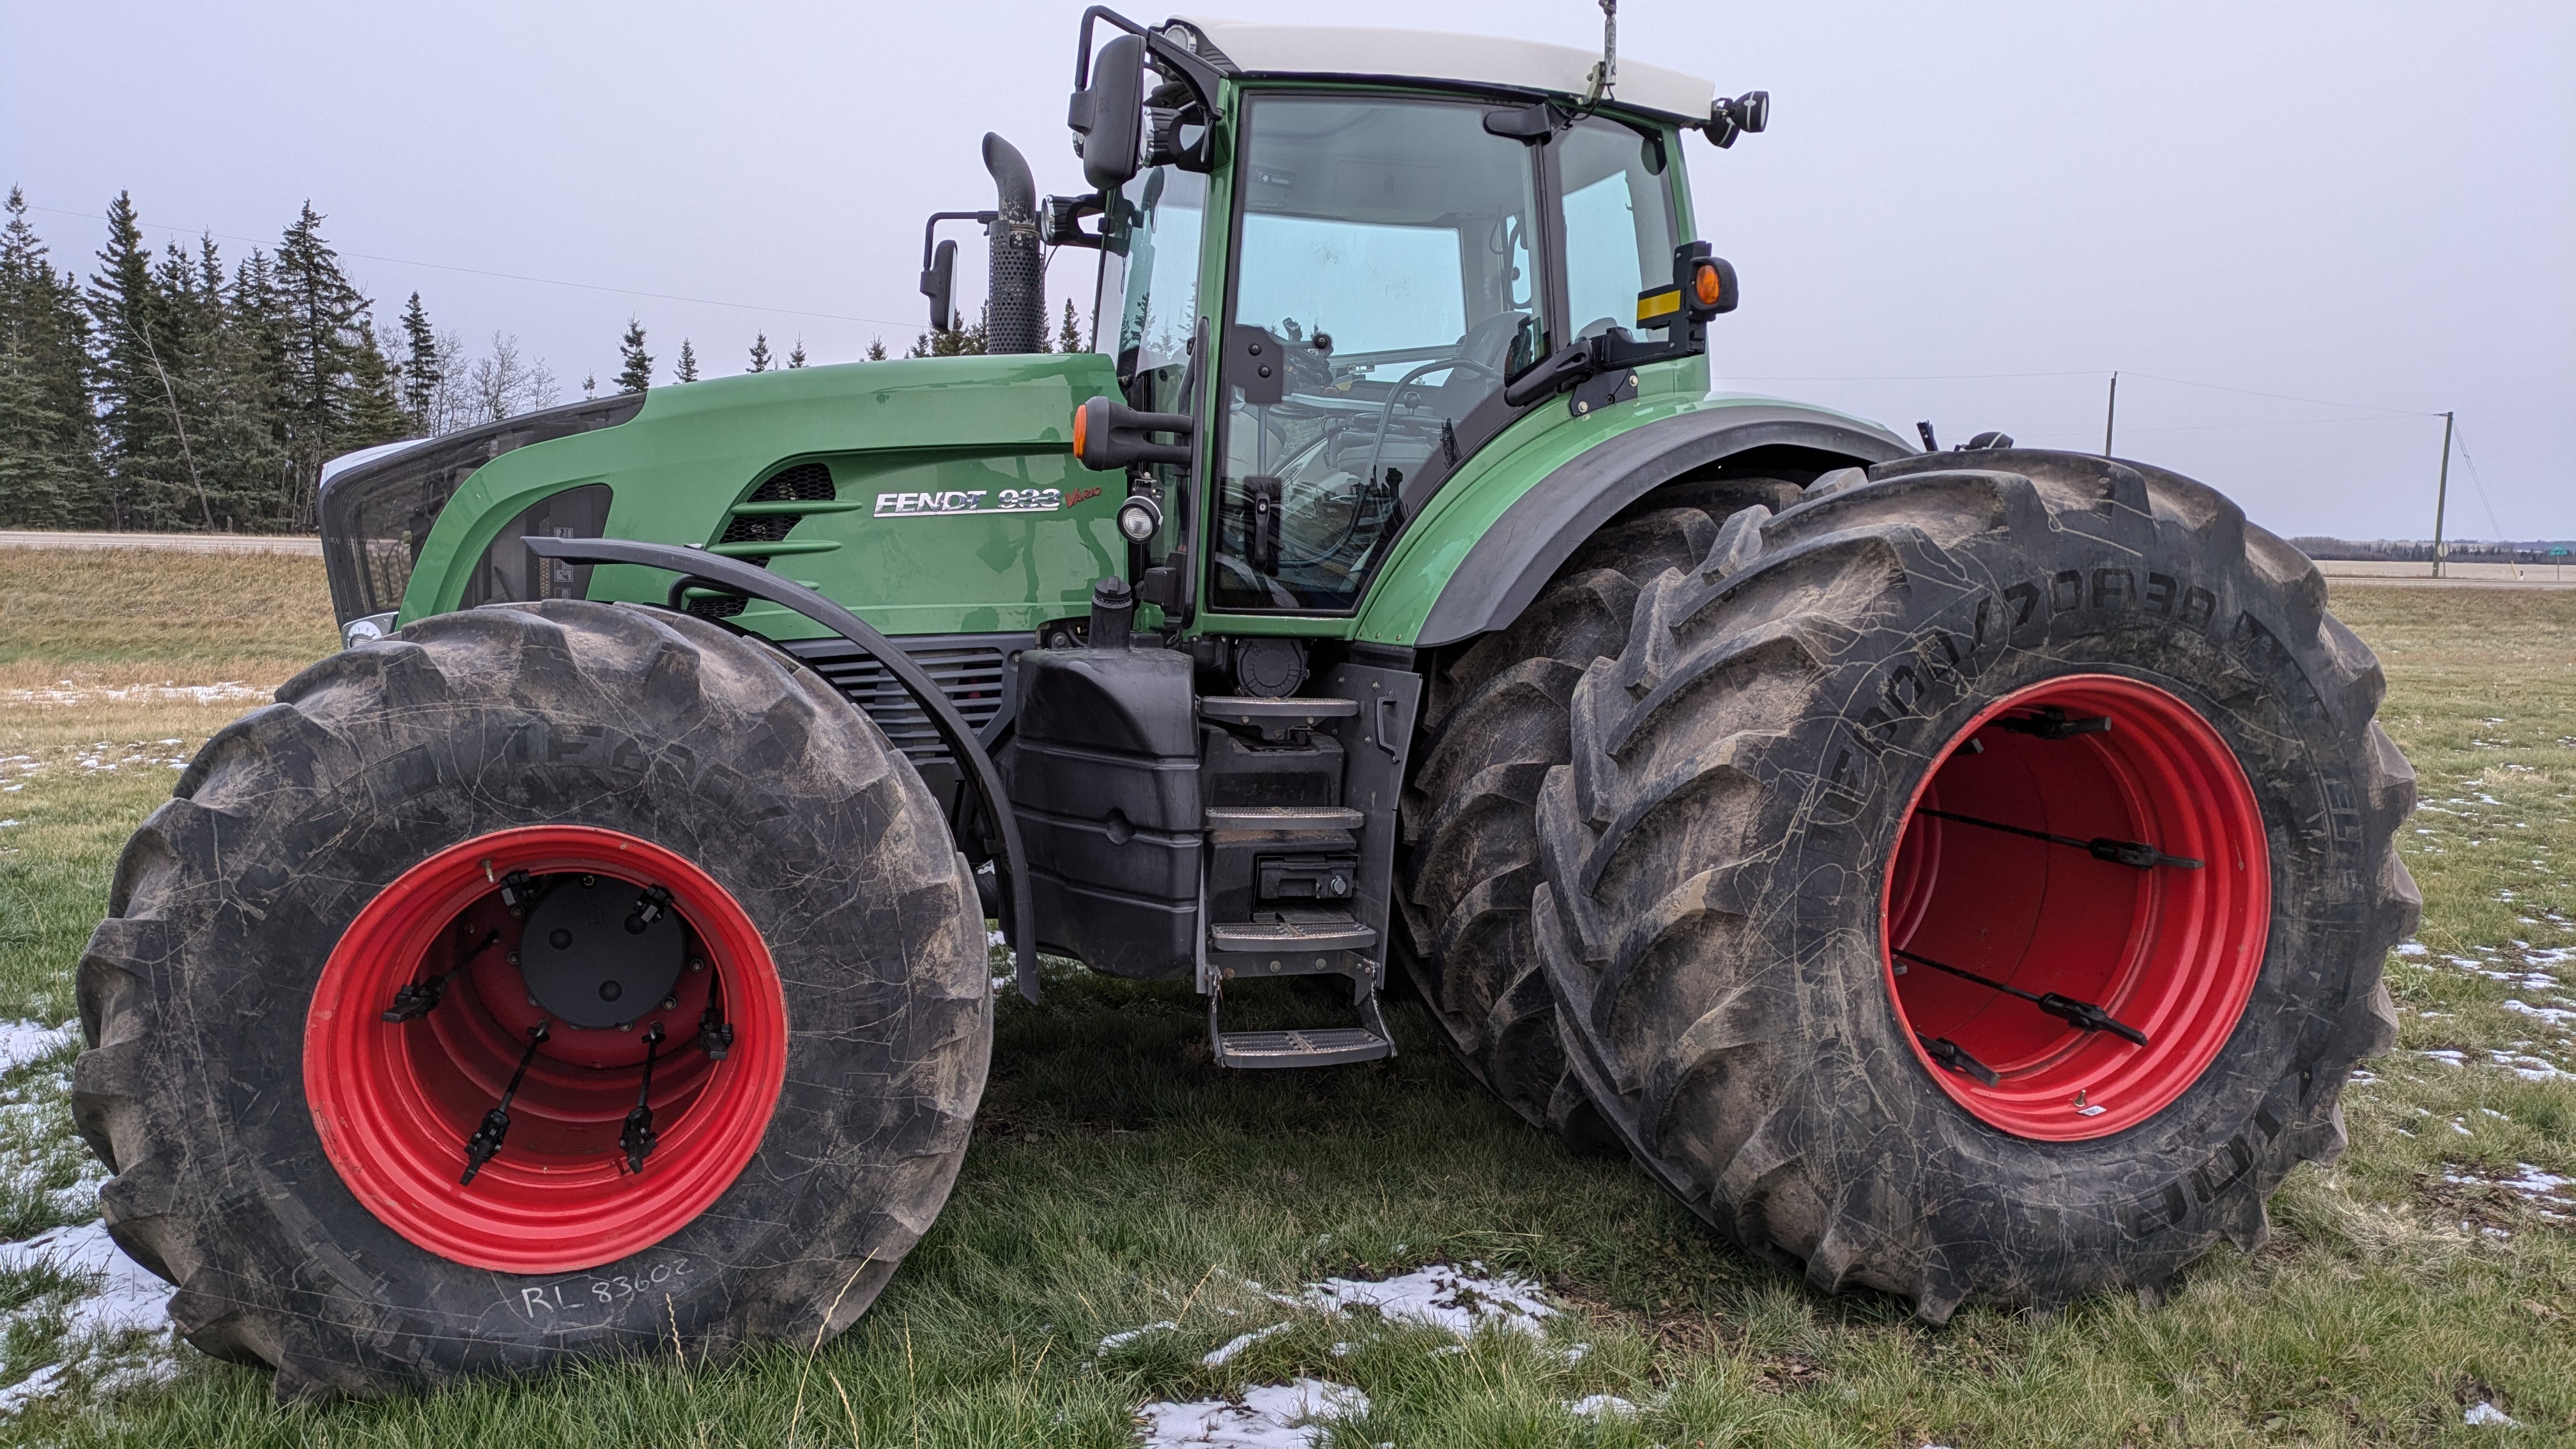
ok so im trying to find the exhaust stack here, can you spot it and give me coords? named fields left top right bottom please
left=981, top=134, right=1045, bottom=354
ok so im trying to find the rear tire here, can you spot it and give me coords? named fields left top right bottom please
left=1398, top=479, right=1801, bottom=1140
left=72, top=601, right=990, bottom=1395
left=1535, top=453, right=2413, bottom=1316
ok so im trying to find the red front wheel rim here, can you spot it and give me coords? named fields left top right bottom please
left=306, top=825, right=788, bottom=1274
left=1880, top=675, right=2271, bottom=1140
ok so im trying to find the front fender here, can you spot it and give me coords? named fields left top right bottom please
left=1376, top=398, right=1912, bottom=648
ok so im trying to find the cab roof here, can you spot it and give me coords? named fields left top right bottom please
left=1165, top=15, right=1715, bottom=125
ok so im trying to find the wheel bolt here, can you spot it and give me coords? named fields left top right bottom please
left=507, top=951, right=521, bottom=966
left=661, top=996, right=678, bottom=1011
left=688, top=958, right=705, bottom=972
left=580, top=874, right=596, bottom=887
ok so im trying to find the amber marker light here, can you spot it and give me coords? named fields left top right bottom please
left=1694, top=261, right=1725, bottom=309
left=1072, top=402, right=1089, bottom=459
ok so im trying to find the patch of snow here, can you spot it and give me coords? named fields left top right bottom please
left=2465, top=1401, right=2517, bottom=1427
left=1100, top=1321, right=1179, bottom=1354
left=0, top=1020, right=77, bottom=1077
left=2, top=682, right=265, bottom=708
left=1135, top=1378, right=1367, bottom=1448
left=2492, top=1051, right=2568, bottom=1082
left=2444, top=1163, right=2576, bottom=1219
left=1565, top=1394, right=1639, bottom=1420
left=1300, top=1263, right=1554, bottom=1338
left=1202, top=1322, right=1293, bottom=1367
left=2505, top=1000, right=2576, bottom=1027
left=0, top=1221, right=175, bottom=1340
left=2419, top=1050, right=2467, bottom=1067
left=2393, top=942, right=2428, bottom=956
left=0, top=1363, right=65, bottom=1414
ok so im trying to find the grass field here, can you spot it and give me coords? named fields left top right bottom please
left=0, top=546, right=2569, bottom=1446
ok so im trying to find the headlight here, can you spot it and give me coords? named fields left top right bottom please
left=318, top=394, right=641, bottom=629
left=342, top=612, right=397, bottom=648
left=1116, top=494, right=1163, bottom=542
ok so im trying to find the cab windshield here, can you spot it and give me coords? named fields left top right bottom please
left=1206, top=95, right=1677, bottom=612
left=1211, top=95, right=1542, bottom=611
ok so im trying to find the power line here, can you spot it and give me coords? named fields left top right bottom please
left=26, top=202, right=928, bottom=334
left=2115, top=369, right=2441, bottom=420
left=2107, top=412, right=2440, bottom=437
left=2449, top=420, right=2520, bottom=558
left=1723, top=369, right=2108, bottom=382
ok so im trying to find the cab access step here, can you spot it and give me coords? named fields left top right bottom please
left=1000, top=629, right=1419, bottom=1071
left=1192, top=703, right=1397, bottom=1066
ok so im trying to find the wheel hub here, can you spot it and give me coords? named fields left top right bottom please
left=519, top=877, right=687, bottom=1029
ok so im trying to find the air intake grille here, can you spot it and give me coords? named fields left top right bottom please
left=691, top=462, right=838, bottom=618
left=785, top=635, right=1020, bottom=767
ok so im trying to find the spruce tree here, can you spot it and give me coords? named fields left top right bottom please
left=615, top=319, right=652, bottom=393
left=1057, top=298, right=1085, bottom=354
left=272, top=202, right=370, bottom=528
left=674, top=338, right=698, bottom=383
left=746, top=332, right=771, bottom=372
left=397, top=292, right=441, bottom=427
left=185, top=236, right=289, bottom=532
left=0, top=188, right=105, bottom=528
left=787, top=338, right=808, bottom=368
left=346, top=319, right=410, bottom=445
left=907, top=306, right=988, bottom=358
left=864, top=337, right=885, bottom=361
left=87, top=190, right=190, bottom=529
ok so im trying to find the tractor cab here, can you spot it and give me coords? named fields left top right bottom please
left=931, top=12, right=1759, bottom=627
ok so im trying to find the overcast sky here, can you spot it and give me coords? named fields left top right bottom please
left=5, top=1, right=2568, bottom=540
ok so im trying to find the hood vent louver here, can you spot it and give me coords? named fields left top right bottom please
left=688, top=462, right=839, bottom=619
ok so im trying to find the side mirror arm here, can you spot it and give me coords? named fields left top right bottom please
left=919, top=210, right=997, bottom=329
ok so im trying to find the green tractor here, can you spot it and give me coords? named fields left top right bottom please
left=72, top=9, right=2414, bottom=1396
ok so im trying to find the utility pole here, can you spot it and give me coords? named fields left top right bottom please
left=2430, top=410, right=2455, bottom=578
left=2102, top=372, right=2119, bottom=457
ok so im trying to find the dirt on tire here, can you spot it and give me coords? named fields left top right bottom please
left=71, top=600, right=991, bottom=1396
left=1532, top=452, right=2414, bottom=1316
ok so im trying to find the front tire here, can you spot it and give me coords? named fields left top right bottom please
left=1535, top=453, right=2414, bottom=1317
left=72, top=601, right=990, bottom=1395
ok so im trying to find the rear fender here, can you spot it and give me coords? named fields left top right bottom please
left=1393, top=402, right=1912, bottom=648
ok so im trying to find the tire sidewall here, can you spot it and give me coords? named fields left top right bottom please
left=1766, top=502, right=2377, bottom=1254
left=148, top=608, right=985, bottom=1370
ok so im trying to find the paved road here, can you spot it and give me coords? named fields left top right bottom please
left=0, top=530, right=322, bottom=556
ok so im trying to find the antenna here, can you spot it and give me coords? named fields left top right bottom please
left=1583, top=0, right=1617, bottom=107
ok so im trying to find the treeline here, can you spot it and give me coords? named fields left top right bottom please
left=0, top=188, right=442, bottom=533
left=0, top=185, right=1090, bottom=535
left=2292, top=537, right=2576, bottom=564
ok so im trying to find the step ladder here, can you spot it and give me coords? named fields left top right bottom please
left=1197, top=693, right=1395, bottom=1068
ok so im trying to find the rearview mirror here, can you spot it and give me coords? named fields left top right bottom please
left=920, top=239, right=956, bottom=331
left=1068, top=32, right=1145, bottom=191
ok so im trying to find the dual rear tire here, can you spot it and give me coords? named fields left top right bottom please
left=1411, top=452, right=2414, bottom=1315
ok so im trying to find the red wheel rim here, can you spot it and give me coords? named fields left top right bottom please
left=1880, top=675, right=2269, bottom=1140
left=306, top=825, right=788, bottom=1273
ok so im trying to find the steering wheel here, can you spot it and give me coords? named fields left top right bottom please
left=1361, top=354, right=1498, bottom=507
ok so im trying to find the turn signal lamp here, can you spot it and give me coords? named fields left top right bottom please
left=1693, top=261, right=1726, bottom=309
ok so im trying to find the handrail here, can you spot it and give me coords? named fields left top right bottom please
left=523, top=535, right=1041, bottom=1002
